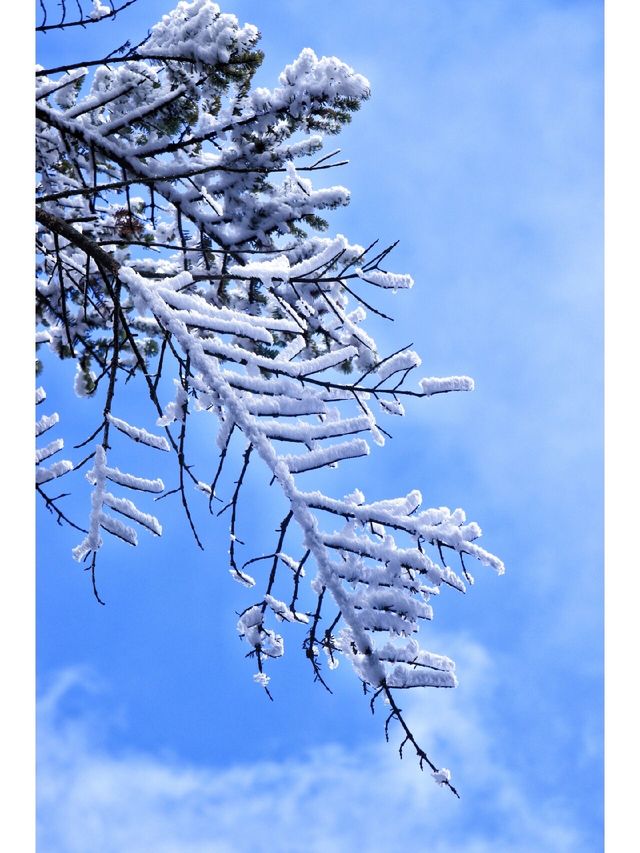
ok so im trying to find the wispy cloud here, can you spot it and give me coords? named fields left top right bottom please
left=38, top=638, right=593, bottom=853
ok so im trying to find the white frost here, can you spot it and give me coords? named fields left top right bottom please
left=89, top=1, right=111, bottom=20
left=432, top=768, right=452, bottom=787
left=108, top=414, right=170, bottom=452
left=419, top=376, right=475, bottom=396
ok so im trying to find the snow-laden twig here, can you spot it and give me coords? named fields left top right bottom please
left=120, top=262, right=502, bottom=795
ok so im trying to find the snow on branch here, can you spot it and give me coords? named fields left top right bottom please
left=139, top=0, right=260, bottom=66
left=355, top=267, right=414, bottom=290
left=107, top=414, right=170, bottom=452
left=419, top=376, right=475, bottom=395
left=35, top=0, right=503, bottom=794
left=72, top=445, right=163, bottom=568
left=35, top=388, right=72, bottom=487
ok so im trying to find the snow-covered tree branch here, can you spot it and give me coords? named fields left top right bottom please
left=35, top=0, right=504, bottom=795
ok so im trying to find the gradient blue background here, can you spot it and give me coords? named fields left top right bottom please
left=36, top=2, right=603, bottom=850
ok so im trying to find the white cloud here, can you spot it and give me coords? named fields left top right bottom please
left=38, top=638, right=591, bottom=852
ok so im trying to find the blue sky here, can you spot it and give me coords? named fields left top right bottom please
left=36, top=1, right=603, bottom=850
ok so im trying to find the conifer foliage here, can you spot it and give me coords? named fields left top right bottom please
left=36, top=0, right=504, bottom=794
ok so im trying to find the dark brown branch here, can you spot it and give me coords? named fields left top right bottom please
left=304, top=587, right=333, bottom=693
left=209, top=423, right=235, bottom=511
left=174, top=356, right=204, bottom=550
left=218, top=443, right=253, bottom=584
left=289, top=549, right=310, bottom=615
left=86, top=552, right=106, bottom=606
left=381, top=683, right=460, bottom=798
left=263, top=511, right=294, bottom=604
left=37, top=206, right=119, bottom=275
left=52, top=233, right=76, bottom=356
left=37, top=486, right=87, bottom=533
left=100, top=278, right=122, bottom=449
